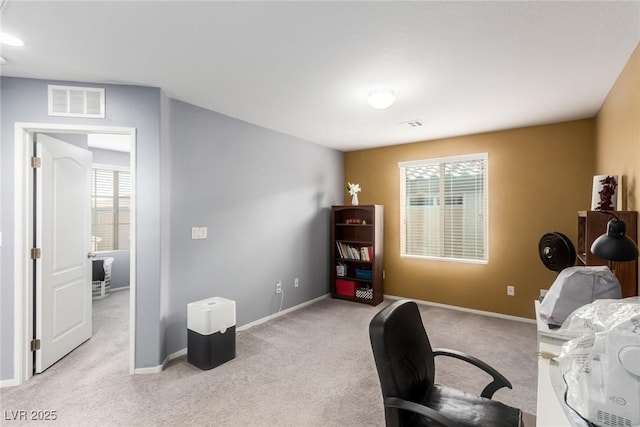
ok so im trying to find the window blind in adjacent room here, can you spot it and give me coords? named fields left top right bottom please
left=91, top=168, right=131, bottom=251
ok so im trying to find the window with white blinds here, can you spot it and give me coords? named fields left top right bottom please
left=91, top=167, right=131, bottom=251
left=399, top=153, right=488, bottom=263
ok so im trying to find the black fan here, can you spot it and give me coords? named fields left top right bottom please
left=538, top=232, right=576, bottom=272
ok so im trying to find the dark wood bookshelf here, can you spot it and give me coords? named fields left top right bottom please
left=331, top=205, right=384, bottom=305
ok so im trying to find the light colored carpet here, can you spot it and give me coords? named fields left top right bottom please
left=1, top=291, right=538, bottom=426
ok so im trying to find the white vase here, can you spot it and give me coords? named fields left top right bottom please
left=351, top=193, right=359, bottom=206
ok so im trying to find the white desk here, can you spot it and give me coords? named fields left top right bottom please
left=536, top=341, right=571, bottom=427
left=534, top=301, right=572, bottom=427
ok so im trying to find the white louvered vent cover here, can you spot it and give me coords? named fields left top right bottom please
left=48, top=85, right=105, bottom=118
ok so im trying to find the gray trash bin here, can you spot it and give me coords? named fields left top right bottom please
left=187, top=297, right=236, bottom=370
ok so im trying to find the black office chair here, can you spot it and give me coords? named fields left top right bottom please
left=369, top=300, right=523, bottom=427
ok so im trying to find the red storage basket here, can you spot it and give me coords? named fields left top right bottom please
left=335, top=279, right=356, bottom=297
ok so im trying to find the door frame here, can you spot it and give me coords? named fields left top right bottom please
left=13, top=122, right=137, bottom=384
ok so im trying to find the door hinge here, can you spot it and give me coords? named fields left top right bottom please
left=31, top=156, right=42, bottom=168
left=30, top=339, right=41, bottom=352
left=30, top=248, right=41, bottom=259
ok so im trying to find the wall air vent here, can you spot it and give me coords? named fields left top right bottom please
left=400, top=119, right=423, bottom=128
left=48, top=85, right=105, bottom=118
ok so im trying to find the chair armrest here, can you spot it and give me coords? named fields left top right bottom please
left=432, top=348, right=513, bottom=399
left=385, top=397, right=463, bottom=427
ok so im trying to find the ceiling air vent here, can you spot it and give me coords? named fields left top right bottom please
left=400, top=119, right=423, bottom=128
left=48, top=85, right=105, bottom=118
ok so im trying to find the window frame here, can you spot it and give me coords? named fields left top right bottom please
left=399, top=153, right=489, bottom=264
left=91, top=163, right=131, bottom=253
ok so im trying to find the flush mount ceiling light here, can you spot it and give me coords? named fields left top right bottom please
left=1, top=32, right=25, bottom=47
left=367, top=89, right=395, bottom=109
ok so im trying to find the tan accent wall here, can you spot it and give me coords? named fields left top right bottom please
left=595, top=42, right=640, bottom=294
left=345, top=119, right=595, bottom=318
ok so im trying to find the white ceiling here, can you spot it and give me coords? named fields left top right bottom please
left=1, top=1, right=639, bottom=152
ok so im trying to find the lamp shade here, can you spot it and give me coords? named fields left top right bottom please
left=590, top=218, right=640, bottom=262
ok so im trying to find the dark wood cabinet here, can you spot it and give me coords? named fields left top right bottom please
left=331, top=205, right=383, bottom=305
left=577, top=210, right=638, bottom=297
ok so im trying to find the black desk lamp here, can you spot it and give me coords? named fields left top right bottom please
left=590, top=212, right=639, bottom=261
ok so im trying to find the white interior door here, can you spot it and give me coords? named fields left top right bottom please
left=35, top=134, right=93, bottom=373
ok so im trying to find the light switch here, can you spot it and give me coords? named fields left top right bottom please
left=191, top=227, right=208, bottom=239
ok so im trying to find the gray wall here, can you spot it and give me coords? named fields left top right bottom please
left=44, top=133, right=88, bottom=148
left=0, top=76, right=163, bottom=378
left=95, top=251, right=130, bottom=290
left=1, top=76, right=344, bottom=380
left=90, top=147, right=130, bottom=167
left=163, top=99, right=343, bottom=355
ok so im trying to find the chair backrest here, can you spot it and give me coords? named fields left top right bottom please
left=369, top=300, right=436, bottom=426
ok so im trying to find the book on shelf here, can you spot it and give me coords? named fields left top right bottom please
left=336, top=241, right=373, bottom=261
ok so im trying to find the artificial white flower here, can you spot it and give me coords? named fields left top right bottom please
left=347, top=182, right=361, bottom=196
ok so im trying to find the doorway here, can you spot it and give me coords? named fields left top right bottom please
left=13, top=123, right=137, bottom=384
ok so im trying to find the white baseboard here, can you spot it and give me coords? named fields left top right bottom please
left=134, top=365, right=163, bottom=375
left=134, top=348, right=188, bottom=374
left=237, top=293, right=329, bottom=331
left=134, top=293, right=330, bottom=374
left=384, top=294, right=535, bottom=324
left=0, top=378, right=20, bottom=388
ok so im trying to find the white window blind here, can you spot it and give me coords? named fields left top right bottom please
left=399, top=153, right=488, bottom=263
left=91, top=168, right=131, bottom=251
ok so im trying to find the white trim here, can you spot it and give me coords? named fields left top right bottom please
left=93, top=249, right=130, bottom=256
left=398, top=152, right=488, bottom=168
left=384, top=294, right=536, bottom=324
left=134, top=348, right=188, bottom=375
left=400, top=254, right=489, bottom=265
left=128, top=132, right=137, bottom=375
left=236, top=294, right=330, bottom=331
left=0, top=378, right=20, bottom=388
left=12, top=122, right=137, bottom=385
left=134, top=365, right=165, bottom=375
left=92, top=162, right=130, bottom=172
left=133, top=294, right=331, bottom=375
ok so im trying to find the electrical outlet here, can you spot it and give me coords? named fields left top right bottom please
left=540, top=289, right=548, bottom=298
left=294, top=278, right=299, bottom=287
left=507, top=285, right=515, bottom=296
left=275, top=281, right=282, bottom=294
